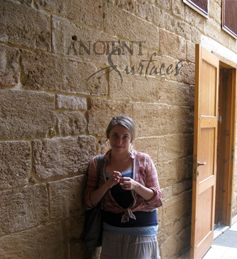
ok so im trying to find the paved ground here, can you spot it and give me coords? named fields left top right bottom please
left=202, top=222, right=237, bottom=259
left=181, top=221, right=237, bottom=259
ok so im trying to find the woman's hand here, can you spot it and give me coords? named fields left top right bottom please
left=120, top=177, right=155, bottom=201
left=90, top=171, right=121, bottom=206
left=106, top=171, right=122, bottom=189
left=119, top=177, right=136, bottom=190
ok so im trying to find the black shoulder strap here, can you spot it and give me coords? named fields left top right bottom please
left=96, top=155, right=104, bottom=187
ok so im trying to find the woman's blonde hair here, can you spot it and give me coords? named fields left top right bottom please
left=106, top=115, right=136, bottom=142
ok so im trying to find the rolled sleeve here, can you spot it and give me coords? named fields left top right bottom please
left=146, top=187, right=163, bottom=207
left=144, top=155, right=162, bottom=207
left=83, top=157, right=98, bottom=208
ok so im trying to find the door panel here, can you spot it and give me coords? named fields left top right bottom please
left=198, top=128, right=214, bottom=182
left=191, top=45, right=219, bottom=259
left=196, top=188, right=213, bottom=243
left=200, top=63, right=216, bottom=116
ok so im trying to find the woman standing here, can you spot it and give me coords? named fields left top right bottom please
left=84, top=115, right=162, bottom=259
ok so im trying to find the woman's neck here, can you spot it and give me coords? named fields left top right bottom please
left=106, top=150, right=132, bottom=173
left=110, top=150, right=130, bottom=162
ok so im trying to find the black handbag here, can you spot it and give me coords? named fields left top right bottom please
left=83, top=155, right=104, bottom=248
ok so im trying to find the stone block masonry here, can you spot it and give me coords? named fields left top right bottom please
left=0, top=0, right=237, bottom=259
left=0, top=141, right=31, bottom=189
left=0, top=184, right=48, bottom=235
left=32, top=136, right=96, bottom=180
left=0, top=45, right=20, bottom=86
left=0, top=1, right=51, bottom=51
left=0, top=90, right=55, bottom=139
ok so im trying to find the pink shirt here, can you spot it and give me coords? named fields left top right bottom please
left=84, top=150, right=162, bottom=222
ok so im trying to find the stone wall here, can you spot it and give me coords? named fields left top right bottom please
left=0, top=0, right=237, bottom=259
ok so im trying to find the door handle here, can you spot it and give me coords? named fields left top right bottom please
left=198, top=162, right=206, bottom=166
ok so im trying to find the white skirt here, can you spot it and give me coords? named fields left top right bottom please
left=100, top=231, right=161, bottom=259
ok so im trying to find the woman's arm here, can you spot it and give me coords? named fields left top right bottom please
left=120, top=153, right=162, bottom=206
left=120, top=177, right=155, bottom=200
left=84, top=157, right=122, bottom=207
left=90, top=170, right=122, bottom=206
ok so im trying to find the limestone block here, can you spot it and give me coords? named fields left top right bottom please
left=182, top=61, right=195, bottom=85
left=52, top=17, right=106, bottom=64
left=57, top=112, right=87, bottom=136
left=21, top=50, right=108, bottom=95
left=187, top=41, right=195, bottom=63
left=70, top=243, right=101, bottom=259
left=52, top=16, right=118, bottom=66
left=160, top=225, right=191, bottom=259
left=172, top=0, right=185, bottom=19
left=110, top=69, right=193, bottom=105
left=32, top=136, right=96, bottom=180
left=176, top=21, right=192, bottom=40
left=177, top=155, right=193, bottom=181
left=133, top=137, right=159, bottom=163
left=0, top=184, right=48, bottom=235
left=160, top=30, right=186, bottom=60
left=0, top=141, right=31, bottom=189
left=130, top=50, right=184, bottom=82
left=155, top=81, right=194, bottom=106
left=48, top=175, right=86, bottom=219
left=166, top=14, right=177, bottom=33
left=63, top=215, right=85, bottom=242
left=114, top=0, right=135, bottom=13
left=160, top=235, right=177, bottom=259
left=97, top=137, right=111, bottom=155
left=56, top=95, right=87, bottom=111
left=153, top=7, right=168, bottom=29
left=157, top=134, right=193, bottom=161
left=133, top=103, right=193, bottom=137
left=15, top=0, right=32, bottom=6
left=0, top=0, right=50, bottom=51
left=161, top=216, right=191, bottom=258
left=156, top=160, right=177, bottom=188
left=0, top=222, right=64, bottom=259
left=191, top=27, right=201, bottom=44
left=88, top=98, right=133, bottom=137
left=154, top=0, right=171, bottom=11
left=176, top=226, right=191, bottom=254
left=172, top=179, right=192, bottom=195
left=157, top=219, right=166, bottom=246
left=172, top=214, right=191, bottom=237
left=204, top=20, right=222, bottom=42
left=184, top=6, right=205, bottom=31
left=153, top=7, right=176, bottom=33
left=104, top=3, right=159, bottom=50
left=209, top=0, right=221, bottom=24
left=136, top=0, right=153, bottom=22
left=229, top=36, right=237, bottom=53
left=69, top=243, right=84, bottom=259
left=162, top=190, right=192, bottom=226
left=109, top=72, right=161, bottom=102
left=160, top=186, right=173, bottom=200
left=35, top=0, right=103, bottom=30
left=0, top=44, right=19, bottom=87
left=0, top=90, right=55, bottom=139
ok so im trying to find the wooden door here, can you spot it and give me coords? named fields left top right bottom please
left=190, top=45, right=219, bottom=259
left=215, top=62, right=237, bottom=227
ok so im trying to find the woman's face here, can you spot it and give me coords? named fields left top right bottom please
left=109, top=125, right=131, bottom=154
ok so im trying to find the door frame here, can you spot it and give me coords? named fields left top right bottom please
left=215, top=56, right=237, bottom=226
